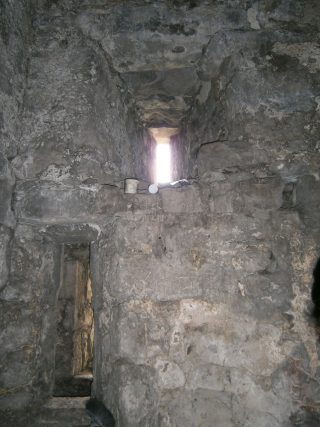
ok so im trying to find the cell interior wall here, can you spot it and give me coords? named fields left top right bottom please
left=0, top=1, right=320, bottom=426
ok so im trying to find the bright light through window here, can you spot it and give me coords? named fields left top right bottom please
left=156, top=142, right=171, bottom=183
left=148, top=127, right=178, bottom=185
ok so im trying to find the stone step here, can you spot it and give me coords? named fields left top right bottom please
left=35, top=397, right=91, bottom=427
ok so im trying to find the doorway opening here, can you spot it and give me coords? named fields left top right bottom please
left=53, top=243, right=94, bottom=397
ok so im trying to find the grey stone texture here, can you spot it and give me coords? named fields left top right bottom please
left=0, top=0, right=320, bottom=426
left=0, top=152, right=16, bottom=228
left=0, top=0, right=31, bottom=159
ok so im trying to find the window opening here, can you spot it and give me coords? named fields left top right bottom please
left=156, top=140, right=171, bottom=184
left=148, top=127, right=178, bottom=184
left=53, top=243, right=94, bottom=397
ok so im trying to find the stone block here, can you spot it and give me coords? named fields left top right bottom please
left=107, top=364, right=158, bottom=427
left=0, top=152, right=15, bottom=228
left=161, top=186, right=203, bottom=214
left=159, top=389, right=233, bottom=427
left=208, top=181, right=234, bottom=214
left=116, top=300, right=176, bottom=363
left=117, top=255, right=203, bottom=300
left=186, top=364, right=228, bottom=392
left=231, top=243, right=274, bottom=274
left=228, top=368, right=295, bottom=427
left=0, top=225, right=11, bottom=291
left=38, top=223, right=101, bottom=243
left=175, top=300, right=288, bottom=376
left=197, top=141, right=270, bottom=175
left=0, top=390, right=33, bottom=411
left=111, top=216, right=215, bottom=300
left=1, top=225, right=58, bottom=303
left=0, top=306, right=35, bottom=354
left=199, top=213, right=270, bottom=244
left=236, top=178, right=283, bottom=211
left=154, top=359, right=185, bottom=390
left=14, top=181, right=125, bottom=222
left=241, top=272, right=293, bottom=320
left=296, top=174, right=320, bottom=227
left=0, top=349, right=33, bottom=388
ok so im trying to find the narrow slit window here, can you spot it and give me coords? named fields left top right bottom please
left=156, top=140, right=171, bottom=184
left=148, top=127, right=178, bottom=184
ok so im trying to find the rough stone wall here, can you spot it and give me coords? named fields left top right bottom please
left=188, top=14, right=320, bottom=425
left=0, top=224, right=61, bottom=415
left=100, top=185, right=320, bottom=426
left=12, top=2, right=145, bottom=185
left=0, top=0, right=31, bottom=159
left=0, top=0, right=32, bottom=417
left=96, top=2, right=320, bottom=426
left=1, top=0, right=144, bottom=422
left=1, top=1, right=320, bottom=426
left=0, top=0, right=31, bottom=294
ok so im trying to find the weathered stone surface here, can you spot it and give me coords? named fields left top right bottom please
left=296, top=174, right=320, bottom=228
left=75, top=0, right=251, bottom=125
left=106, top=364, right=158, bottom=427
left=0, top=225, right=11, bottom=291
left=0, top=225, right=61, bottom=414
left=0, top=152, right=16, bottom=228
left=197, top=141, right=270, bottom=174
left=14, top=181, right=126, bottom=222
left=12, top=7, right=145, bottom=184
left=160, top=389, right=234, bottom=427
left=34, top=397, right=91, bottom=427
left=1, top=0, right=320, bottom=425
left=161, top=186, right=203, bottom=214
left=0, top=0, right=31, bottom=158
left=122, top=67, right=200, bottom=126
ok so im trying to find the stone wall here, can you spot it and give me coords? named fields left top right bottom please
left=98, top=183, right=320, bottom=426
left=1, top=1, right=320, bottom=426
left=96, top=2, right=320, bottom=425
left=0, top=224, right=61, bottom=416
left=0, top=0, right=31, bottom=294
left=12, top=2, right=145, bottom=185
left=0, top=0, right=32, bottom=418
left=0, top=0, right=31, bottom=158
left=1, top=0, right=145, bottom=422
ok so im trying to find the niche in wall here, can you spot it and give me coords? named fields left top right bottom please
left=53, top=243, right=94, bottom=397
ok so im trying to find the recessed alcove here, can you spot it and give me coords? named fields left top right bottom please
left=53, top=243, right=94, bottom=397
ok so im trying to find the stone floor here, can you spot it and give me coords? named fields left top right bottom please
left=35, top=397, right=91, bottom=427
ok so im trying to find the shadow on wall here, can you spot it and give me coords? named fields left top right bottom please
left=86, top=398, right=115, bottom=427
left=311, top=258, right=320, bottom=324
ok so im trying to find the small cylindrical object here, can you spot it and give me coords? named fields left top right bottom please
left=124, top=178, right=139, bottom=194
